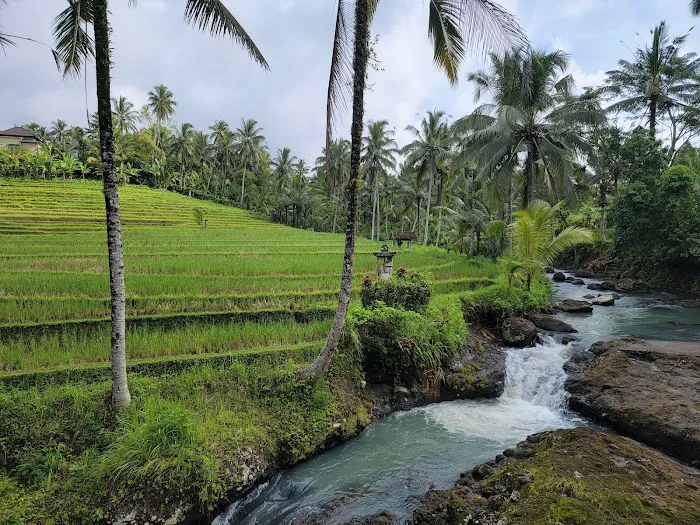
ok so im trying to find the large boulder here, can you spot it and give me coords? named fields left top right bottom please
left=528, top=314, right=577, bottom=333
left=442, top=334, right=506, bottom=401
left=587, top=283, right=603, bottom=290
left=555, top=299, right=593, bottom=313
left=501, top=317, right=538, bottom=347
left=552, top=271, right=566, bottom=282
left=615, top=278, right=650, bottom=293
left=600, top=281, right=617, bottom=291
left=565, top=277, right=585, bottom=285
left=565, top=336, right=700, bottom=465
left=592, top=293, right=615, bottom=306
left=574, top=269, right=594, bottom=278
left=409, top=427, right=700, bottom=525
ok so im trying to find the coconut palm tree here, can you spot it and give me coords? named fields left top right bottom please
left=50, top=119, right=71, bottom=152
left=53, top=0, right=268, bottom=409
left=694, top=1, right=700, bottom=15
left=509, top=200, right=593, bottom=289
left=457, top=48, right=605, bottom=208
left=602, top=22, right=700, bottom=138
left=232, top=118, right=266, bottom=205
left=170, top=122, right=195, bottom=190
left=403, top=110, right=453, bottom=245
left=148, top=84, right=177, bottom=147
left=111, top=96, right=138, bottom=134
left=362, top=119, right=398, bottom=240
left=303, top=0, right=524, bottom=382
left=271, top=147, right=297, bottom=189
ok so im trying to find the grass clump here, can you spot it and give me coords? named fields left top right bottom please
left=460, top=278, right=550, bottom=327
left=360, top=269, right=431, bottom=312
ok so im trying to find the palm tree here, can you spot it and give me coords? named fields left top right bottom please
left=170, top=123, right=195, bottom=190
left=232, top=118, right=266, bottom=205
left=362, top=119, right=398, bottom=240
left=509, top=200, right=593, bottom=289
left=303, top=0, right=524, bottom=382
left=50, top=119, right=70, bottom=152
left=693, top=1, right=700, bottom=15
left=457, top=48, right=604, bottom=208
left=111, top=96, right=138, bottom=134
left=602, top=22, right=700, bottom=138
left=53, top=0, right=268, bottom=409
left=403, top=111, right=453, bottom=245
left=148, top=84, right=177, bottom=147
left=271, top=147, right=297, bottom=189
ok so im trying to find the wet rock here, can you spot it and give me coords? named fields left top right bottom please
left=346, top=511, right=397, bottom=525
left=442, top=331, right=506, bottom=401
left=587, top=283, right=603, bottom=290
left=409, top=428, right=700, bottom=525
left=545, top=266, right=555, bottom=273
left=564, top=276, right=585, bottom=285
left=583, top=293, right=596, bottom=299
left=561, top=335, right=579, bottom=345
left=394, top=385, right=410, bottom=395
left=574, top=269, right=594, bottom=278
left=600, top=281, right=617, bottom=291
left=615, top=278, right=650, bottom=293
left=592, top=293, right=615, bottom=306
left=501, top=317, right=537, bottom=347
left=565, top=336, right=700, bottom=464
left=528, top=314, right=577, bottom=333
left=552, top=272, right=566, bottom=282
left=555, top=299, right=593, bottom=313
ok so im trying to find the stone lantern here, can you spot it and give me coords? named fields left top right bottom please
left=373, top=244, right=397, bottom=280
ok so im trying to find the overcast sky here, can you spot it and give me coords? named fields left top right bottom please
left=1, top=0, right=698, bottom=163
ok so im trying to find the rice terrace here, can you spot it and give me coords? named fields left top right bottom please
left=0, top=179, right=496, bottom=379
left=2, top=1, right=700, bottom=524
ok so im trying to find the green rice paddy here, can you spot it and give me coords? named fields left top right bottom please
left=0, top=179, right=499, bottom=375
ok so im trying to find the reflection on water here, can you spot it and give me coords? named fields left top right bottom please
left=215, top=275, right=700, bottom=525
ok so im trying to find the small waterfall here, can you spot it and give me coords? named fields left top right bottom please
left=424, top=335, right=574, bottom=444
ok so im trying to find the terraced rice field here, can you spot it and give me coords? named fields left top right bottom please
left=0, top=179, right=498, bottom=379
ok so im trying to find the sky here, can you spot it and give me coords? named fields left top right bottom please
left=1, top=0, right=699, bottom=164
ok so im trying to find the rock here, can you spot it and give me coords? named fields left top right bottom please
left=332, top=423, right=342, bottom=430
left=410, top=427, right=700, bottom=525
left=528, top=314, right=577, bottom=333
left=360, top=380, right=367, bottom=389
left=552, top=272, right=566, bottom=282
left=600, top=281, right=617, bottom=291
left=565, top=336, right=700, bottom=464
left=583, top=294, right=596, bottom=299
left=545, top=266, right=555, bottom=273
left=574, top=269, right=594, bottom=278
left=501, top=317, right=538, bottom=347
left=561, top=335, right=579, bottom=345
left=565, top=277, right=585, bottom=285
left=592, top=293, right=615, bottom=306
left=555, top=299, right=593, bottom=313
left=615, top=278, right=650, bottom=293
left=587, top=283, right=603, bottom=290
left=393, top=385, right=410, bottom=394
left=442, top=330, right=506, bottom=401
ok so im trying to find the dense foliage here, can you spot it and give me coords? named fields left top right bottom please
left=360, top=270, right=431, bottom=312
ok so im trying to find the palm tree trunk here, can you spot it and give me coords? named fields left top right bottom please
left=423, top=173, right=433, bottom=245
left=434, top=168, right=445, bottom=247
left=649, top=97, right=657, bottom=139
left=370, top=169, right=376, bottom=240
left=240, top=169, right=246, bottom=206
left=304, top=0, right=368, bottom=382
left=94, top=0, right=130, bottom=409
left=523, top=140, right=535, bottom=208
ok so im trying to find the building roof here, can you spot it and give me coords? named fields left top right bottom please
left=0, top=127, right=38, bottom=140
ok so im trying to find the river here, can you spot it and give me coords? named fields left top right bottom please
left=214, top=275, right=700, bottom=525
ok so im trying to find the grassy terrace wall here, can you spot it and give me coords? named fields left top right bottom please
left=0, top=179, right=546, bottom=524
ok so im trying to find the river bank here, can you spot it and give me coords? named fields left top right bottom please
left=251, top=271, right=700, bottom=525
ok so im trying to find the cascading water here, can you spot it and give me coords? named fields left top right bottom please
left=214, top=335, right=576, bottom=525
left=215, top=278, right=700, bottom=525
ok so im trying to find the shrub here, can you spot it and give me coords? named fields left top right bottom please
left=360, top=270, right=431, bottom=312
left=460, top=281, right=550, bottom=327
left=349, top=297, right=466, bottom=386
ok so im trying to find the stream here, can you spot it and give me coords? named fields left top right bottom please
left=214, top=275, right=700, bottom=525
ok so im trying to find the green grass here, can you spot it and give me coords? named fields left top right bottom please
left=0, top=178, right=501, bottom=376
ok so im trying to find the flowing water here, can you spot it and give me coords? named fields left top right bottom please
left=215, top=276, right=700, bottom=525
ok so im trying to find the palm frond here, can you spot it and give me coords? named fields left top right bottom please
left=52, top=0, right=94, bottom=78
left=183, top=0, right=268, bottom=69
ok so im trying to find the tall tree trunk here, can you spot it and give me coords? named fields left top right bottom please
left=423, top=173, right=433, bottom=245
left=375, top=176, right=380, bottom=240
left=304, top=0, right=368, bottom=381
left=434, top=167, right=445, bottom=247
left=507, top=179, right=513, bottom=257
left=94, top=0, right=130, bottom=409
left=523, top=140, right=535, bottom=208
left=240, top=169, right=246, bottom=206
left=370, top=169, right=376, bottom=240
left=385, top=205, right=389, bottom=240
left=649, top=97, right=657, bottom=139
